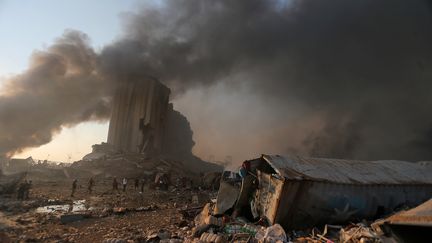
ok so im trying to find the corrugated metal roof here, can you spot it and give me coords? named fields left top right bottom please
left=261, top=154, right=432, bottom=184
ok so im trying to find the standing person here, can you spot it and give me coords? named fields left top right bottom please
left=88, top=177, right=94, bottom=194
left=122, top=177, right=128, bottom=192
left=112, top=177, right=118, bottom=191
left=134, top=178, right=139, bottom=191
left=17, top=181, right=26, bottom=200
left=23, top=180, right=32, bottom=199
left=140, top=178, right=146, bottom=193
left=71, top=179, right=78, bottom=197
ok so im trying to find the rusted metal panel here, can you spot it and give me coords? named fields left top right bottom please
left=262, top=154, right=432, bottom=184
left=386, top=198, right=432, bottom=227
left=274, top=180, right=302, bottom=227
left=252, top=170, right=283, bottom=224
left=215, top=179, right=240, bottom=215
left=374, top=198, right=432, bottom=242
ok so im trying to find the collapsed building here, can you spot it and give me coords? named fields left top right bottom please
left=84, top=78, right=221, bottom=173
left=215, top=154, right=432, bottom=229
left=1, top=78, right=220, bottom=183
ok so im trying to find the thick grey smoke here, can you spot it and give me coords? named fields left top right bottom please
left=102, top=0, right=432, bottom=161
left=2, top=0, right=432, bottom=161
left=0, top=31, right=111, bottom=157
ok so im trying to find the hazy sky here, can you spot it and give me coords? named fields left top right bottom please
left=0, top=0, right=138, bottom=161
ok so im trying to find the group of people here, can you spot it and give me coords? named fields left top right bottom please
left=70, top=177, right=148, bottom=197
left=112, top=177, right=147, bottom=193
left=17, top=180, right=32, bottom=200
left=70, top=177, right=94, bottom=197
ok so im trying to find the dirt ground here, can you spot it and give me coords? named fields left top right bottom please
left=0, top=179, right=214, bottom=243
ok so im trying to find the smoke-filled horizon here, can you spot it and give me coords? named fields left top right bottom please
left=1, top=0, right=432, bottom=162
left=0, top=31, right=112, bottom=157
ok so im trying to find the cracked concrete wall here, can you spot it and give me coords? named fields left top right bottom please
left=107, top=78, right=170, bottom=154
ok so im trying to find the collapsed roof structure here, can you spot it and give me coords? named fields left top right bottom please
left=216, top=154, right=432, bottom=229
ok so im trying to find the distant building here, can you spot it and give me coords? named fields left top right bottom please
left=6, top=156, right=34, bottom=173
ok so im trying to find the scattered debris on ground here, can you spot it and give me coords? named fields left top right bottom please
left=1, top=153, right=431, bottom=242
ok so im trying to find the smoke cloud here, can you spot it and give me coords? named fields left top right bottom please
left=0, top=31, right=111, bottom=157
left=1, top=0, right=432, bottom=162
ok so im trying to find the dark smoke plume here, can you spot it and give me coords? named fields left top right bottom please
left=2, top=0, right=432, bottom=161
left=103, top=0, right=432, bottom=161
left=0, top=31, right=111, bottom=157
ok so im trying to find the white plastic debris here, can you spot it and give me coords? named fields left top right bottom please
left=255, top=224, right=287, bottom=243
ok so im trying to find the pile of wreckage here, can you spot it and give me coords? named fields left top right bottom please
left=185, top=154, right=432, bottom=243
left=2, top=153, right=432, bottom=242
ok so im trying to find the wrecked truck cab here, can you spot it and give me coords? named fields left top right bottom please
left=215, top=154, right=432, bottom=230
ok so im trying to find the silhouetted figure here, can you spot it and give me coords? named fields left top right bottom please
left=23, top=180, right=32, bottom=199
left=155, top=173, right=169, bottom=191
left=122, top=178, right=128, bottom=192
left=140, top=178, right=146, bottom=193
left=71, top=179, right=78, bottom=197
left=134, top=178, right=139, bottom=190
left=113, top=177, right=118, bottom=191
left=17, top=181, right=26, bottom=200
left=88, top=177, right=94, bottom=194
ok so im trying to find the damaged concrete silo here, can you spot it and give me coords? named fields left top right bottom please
left=105, top=78, right=222, bottom=172
left=107, top=78, right=170, bottom=155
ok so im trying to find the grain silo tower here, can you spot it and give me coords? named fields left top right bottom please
left=107, top=78, right=171, bottom=155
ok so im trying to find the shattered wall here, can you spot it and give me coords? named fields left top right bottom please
left=162, top=104, right=195, bottom=158
left=107, top=78, right=170, bottom=154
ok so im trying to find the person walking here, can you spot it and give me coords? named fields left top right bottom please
left=113, top=177, right=118, bottom=191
